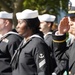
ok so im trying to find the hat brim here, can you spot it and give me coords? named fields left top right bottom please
left=68, top=13, right=75, bottom=17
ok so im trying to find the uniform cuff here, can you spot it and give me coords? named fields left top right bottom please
left=52, top=31, right=66, bottom=43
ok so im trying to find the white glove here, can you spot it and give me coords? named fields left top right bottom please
left=52, top=72, right=57, bottom=75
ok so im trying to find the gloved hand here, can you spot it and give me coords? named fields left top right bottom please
left=52, top=72, right=57, bottom=75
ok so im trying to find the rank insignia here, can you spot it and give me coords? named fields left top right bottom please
left=39, top=53, right=44, bottom=58
left=3, top=38, right=9, bottom=43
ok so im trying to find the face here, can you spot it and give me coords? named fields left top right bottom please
left=68, top=17, right=75, bottom=35
left=16, top=19, right=29, bottom=37
left=0, top=19, right=6, bottom=32
left=40, top=21, right=50, bottom=34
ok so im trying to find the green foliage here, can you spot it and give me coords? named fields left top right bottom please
left=0, top=0, right=69, bottom=15
left=61, top=0, right=69, bottom=12
left=0, top=0, right=69, bottom=26
left=23, top=0, right=69, bottom=15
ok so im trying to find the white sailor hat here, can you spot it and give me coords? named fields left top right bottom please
left=68, top=6, right=75, bottom=17
left=0, top=11, right=13, bottom=19
left=38, top=14, right=56, bottom=22
left=68, top=0, right=75, bottom=17
left=16, top=9, right=38, bottom=19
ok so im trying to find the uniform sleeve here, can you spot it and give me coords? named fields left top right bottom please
left=54, top=54, right=69, bottom=74
left=32, top=42, right=51, bottom=75
left=44, top=35, right=53, bottom=49
left=7, top=35, right=22, bottom=57
left=52, top=31, right=69, bottom=74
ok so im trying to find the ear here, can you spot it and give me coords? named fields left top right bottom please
left=47, top=22, right=51, bottom=27
left=5, top=20, right=10, bottom=26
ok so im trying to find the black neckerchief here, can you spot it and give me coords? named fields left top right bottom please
left=10, top=39, right=31, bottom=69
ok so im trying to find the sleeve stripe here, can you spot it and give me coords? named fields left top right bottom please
left=53, top=39, right=66, bottom=43
left=39, top=59, right=46, bottom=68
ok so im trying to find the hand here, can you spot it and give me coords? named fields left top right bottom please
left=58, top=17, right=70, bottom=34
left=52, top=72, right=57, bottom=75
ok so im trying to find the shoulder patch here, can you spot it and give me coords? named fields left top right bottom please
left=39, top=53, right=44, bottom=58
left=2, top=38, right=9, bottom=43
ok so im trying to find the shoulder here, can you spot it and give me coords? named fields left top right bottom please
left=8, top=34, right=22, bottom=40
left=32, top=37, right=44, bottom=43
left=45, top=34, right=52, bottom=40
left=31, top=37, right=48, bottom=48
left=6, top=34, right=23, bottom=44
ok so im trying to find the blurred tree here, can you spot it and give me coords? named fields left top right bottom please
left=23, top=0, right=69, bottom=15
left=0, top=0, right=69, bottom=27
left=0, top=0, right=24, bottom=27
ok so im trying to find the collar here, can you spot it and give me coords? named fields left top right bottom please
left=0, top=31, right=19, bottom=41
left=44, top=32, right=52, bottom=38
left=23, top=34, right=44, bottom=44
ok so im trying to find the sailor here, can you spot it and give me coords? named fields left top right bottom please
left=11, top=9, right=52, bottom=75
left=39, top=14, right=57, bottom=72
left=0, top=11, right=23, bottom=75
left=52, top=0, right=75, bottom=74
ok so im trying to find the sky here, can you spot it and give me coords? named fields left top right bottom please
left=70, top=0, right=75, bottom=6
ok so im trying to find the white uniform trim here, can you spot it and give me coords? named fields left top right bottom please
left=0, top=31, right=19, bottom=41
left=29, top=34, right=44, bottom=41
left=3, top=31, right=19, bottom=37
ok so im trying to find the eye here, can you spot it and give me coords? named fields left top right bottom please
left=18, top=21, right=23, bottom=24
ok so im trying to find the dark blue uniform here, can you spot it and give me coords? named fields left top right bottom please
left=0, top=30, right=23, bottom=75
left=52, top=31, right=75, bottom=75
left=44, top=32, right=57, bottom=73
left=11, top=33, right=52, bottom=75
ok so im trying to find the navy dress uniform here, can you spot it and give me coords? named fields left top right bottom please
left=52, top=32, right=68, bottom=75
left=0, top=11, right=23, bottom=75
left=11, top=9, right=52, bottom=75
left=68, top=6, right=75, bottom=74
left=52, top=2, right=75, bottom=75
left=44, top=32, right=57, bottom=73
left=52, top=31, right=75, bottom=75
left=39, top=14, right=57, bottom=73
left=38, top=14, right=56, bottom=50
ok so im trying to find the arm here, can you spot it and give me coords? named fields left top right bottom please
left=7, top=35, right=22, bottom=57
left=52, top=31, right=69, bottom=74
left=33, top=42, right=52, bottom=75
left=52, top=17, right=70, bottom=75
